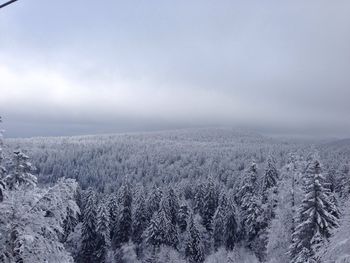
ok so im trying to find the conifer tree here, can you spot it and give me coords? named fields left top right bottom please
left=213, top=193, right=228, bottom=250
left=178, top=202, right=189, bottom=233
left=80, top=188, right=98, bottom=263
left=240, top=162, right=263, bottom=244
left=289, top=158, right=339, bottom=263
left=336, top=164, right=350, bottom=198
left=62, top=204, right=79, bottom=242
left=202, top=179, right=217, bottom=232
left=166, top=187, right=180, bottom=225
left=225, top=210, right=238, bottom=250
left=194, top=183, right=205, bottom=216
left=132, top=188, right=148, bottom=256
left=113, top=181, right=133, bottom=248
left=185, top=213, right=205, bottom=263
left=160, top=195, right=179, bottom=249
left=146, top=186, right=162, bottom=220
left=262, top=156, right=279, bottom=194
left=145, top=206, right=169, bottom=250
left=5, top=150, right=37, bottom=190
left=236, top=162, right=258, bottom=206
left=95, top=201, right=110, bottom=263
left=108, top=193, right=119, bottom=241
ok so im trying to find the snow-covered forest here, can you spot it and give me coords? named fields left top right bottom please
left=1, top=117, right=350, bottom=263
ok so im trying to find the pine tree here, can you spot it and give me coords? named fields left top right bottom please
left=62, top=204, right=79, bottom=242
left=178, top=202, right=189, bottom=233
left=95, top=201, right=110, bottom=263
left=108, top=193, right=119, bottom=242
left=289, top=158, right=339, bottom=263
left=5, top=150, right=37, bottom=190
left=336, top=163, right=350, bottom=198
left=240, top=162, right=263, bottom=243
left=225, top=210, right=238, bottom=250
left=160, top=195, right=179, bottom=249
left=202, top=179, right=217, bottom=233
left=145, top=206, right=169, bottom=250
left=166, top=187, right=180, bottom=225
left=113, top=181, right=133, bottom=248
left=185, top=213, right=205, bottom=263
left=194, top=183, right=205, bottom=216
left=132, top=188, right=148, bottom=256
left=80, top=188, right=98, bottom=263
left=146, top=186, right=162, bottom=220
left=262, top=156, right=279, bottom=194
left=213, top=193, right=228, bottom=250
left=236, top=162, right=258, bottom=206
left=258, top=156, right=279, bottom=261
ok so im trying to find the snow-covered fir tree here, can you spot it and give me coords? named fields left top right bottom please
left=225, top=199, right=238, bottom=251
left=132, top=187, right=148, bottom=256
left=0, top=174, right=79, bottom=263
left=95, top=201, right=110, bottom=263
left=166, top=187, right=180, bottom=226
left=194, top=183, right=205, bottom=216
left=146, top=186, right=162, bottom=221
left=178, top=201, right=189, bottom=234
left=336, top=163, right=350, bottom=199
left=80, top=187, right=98, bottom=263
left=202, top=179, right=217, bottom=233
left=213, top=193, right=228, bottom=250
left=160, top=195, right=179, bottom=249
left=185, top=213, right=205, bottom=263
left=113, top=181, right=133, bottom=248
left=108, top=193, right=119, bottom=242
left=5, top=150, right=37, bottom=190
left=239, top=163, right=263, bottom=241
left=289, top=157, right=339, bottom=263
left=262, top=156, right=279, bottom=195
left=145, top=203, right=170, bottom=250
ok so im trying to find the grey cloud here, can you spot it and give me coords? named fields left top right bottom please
left=0, top=0, right=350, bottom=137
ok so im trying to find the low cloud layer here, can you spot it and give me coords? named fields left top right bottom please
left=1, top=0, right=350, bottom=137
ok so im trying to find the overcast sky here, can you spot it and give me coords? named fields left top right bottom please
left=1, top=0, right=350, bottom=137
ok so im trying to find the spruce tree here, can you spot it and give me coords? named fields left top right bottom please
left=213, top=193, right=228, bottom=250
left=194, top=183, right=205, bottom=216
left=5, top=150, right=37, bottom=190
left=95, top=201, right=110, bottom=263
left=336, top=164, right=350, bottom=198
left=240, top=162, right=263, bottom=244
left=166, top=187, right=180, bottom=225
left=146, top=186, right=162, bottom=220
left=185, top=213, right=205, bottom=263
left=113, top=182, right=133, bottom=248
left=262, top=156, right=279, bottom=194
left=108, top=194, right=119, bottom=241
left=80, top=188, right=98, bottom=263
left=145, top=206, right=169, bottom=250
left=132, top=188, right=148, bottom=256
left=289, top=158, right=339, bottom=263
left=202, top=179, right=217, bottom=233
left=178, top=202, right=189, bottom=233
left=236, top=162, right=258, bottom=206
left=160, top=195, right=179, bottom=249
left=225, top=210, right=238, bottom=250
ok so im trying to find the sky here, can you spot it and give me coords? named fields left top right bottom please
left=0, top=0, right=350, bottom=138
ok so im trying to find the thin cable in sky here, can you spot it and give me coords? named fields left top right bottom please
left=0, top=0, right=18, bottom=9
